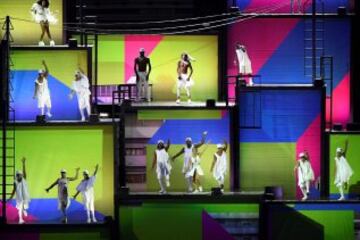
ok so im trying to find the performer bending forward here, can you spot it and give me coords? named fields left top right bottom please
left=210, top=141, right=228, bottom=192
left=176, top=53, right=194, bottom=104
left=8, top=157, right=30, bottom=224
left=152, top=140, right=172, bottom=194
left=295, top=151, right=314, bottom=201
left=46, top=168, right=80, bottom=223
left=172, top=131, right=207, bottom=193
left=134, top=48, right=151, bottom=102
left=69, top=67, right=91, bottom=121
left=33, top=60, right=52, bottom=118
left=73, top=165, right=99, bottom=223
left=334, top=140, right=354, bottom=201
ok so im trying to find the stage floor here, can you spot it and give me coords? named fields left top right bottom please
left=130, top=101, right=234, bottom=108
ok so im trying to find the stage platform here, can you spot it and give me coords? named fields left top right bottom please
left=12, top=118, right=118, bottom=126
left=129, top=101, right=233, bottom=108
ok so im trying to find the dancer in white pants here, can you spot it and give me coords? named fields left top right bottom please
left=176, top=52, right=195, bottom=104
left=134, top=48, right=151, bottom=102
left=234, top=43, right=253, bottom=86
left=334, top=140, right=354, bottom=201
left=172, top=131, right=207, bottom=192
left=152, top=140, right=172, bottom=194
left=73, top=164, right=99, bottom=223
left=69, top=67, right=91, bottom=121
left=33, top=60, right=52, bottom=118
left=8, top=157, right=30, bottom=224
left=31, top=0, right=57, bottom=46
left=46, top=168, right=80, bottom=223
left=210, top=141, right=228, bottom=192
left=295, top=151, right=315, bottom=201
left=188, top=141, right=210, bottom=193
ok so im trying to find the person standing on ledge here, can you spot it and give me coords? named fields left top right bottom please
left=33, top=60, right=52, bottom=118
left=334, top=140, right=354, bottom=201
left=8, top=157, right=30, bottom=224
left=234, top=43, right=253, bottom=86
left=152, top=140, right=172, bottom=194
left=134, top=48, right=151, bottom=102
left=73, top=165, right=99, bottom=223
left=176, top=52, right=195, bottom=104
left=69, top=66, right=91, bottom=122
left=294, top=151, right=314, bottom=201
left=45, top=168, right=80, bottom=223
left=210, top=141, right=228, bottom=192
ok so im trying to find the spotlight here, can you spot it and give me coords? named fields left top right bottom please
left=332, top=123, right=343, bottom=131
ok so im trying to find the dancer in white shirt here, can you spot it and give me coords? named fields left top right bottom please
left=210, top=141, right=228, bottom=192
left=188, top=141, right=210, bottom=193
left=73, top=165, right=99, bottom=223
left=69, top=67, right=91, bottom=121
left=295, top=151, right=315, bottom=201
left=33, top=60, right=52, bottom=118
left=152, top=140, right=171, bottom=194
left=234, top=43, right=253, bottom=86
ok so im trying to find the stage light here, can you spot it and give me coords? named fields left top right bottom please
left=332, top=123, right=343, bottom=131
left=211, top=187, right=222, bottom=196
left=206, top=99, right=216, bottom=107
left=35, top=115, right=46, bottom=124
left=120, top=186, right=130, bottom=196
left=264, top=186, right=283, bottom=200
left=68, top=38, right=78, bottom=48
left=89, top=114, right=99, bottom=123
left=313, top=79, right=324, bottom=87
left=337, top=6, right=347, bottom=16
left=346, top=123, right=360, bottom=131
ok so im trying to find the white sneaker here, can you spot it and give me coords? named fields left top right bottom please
left=23, top=210, right=28, bottom=217
left=19, top=219, right=25, bottom=224
left=188, top=99, right=192, bottom=104
left=176, top=99, right=180, bottom=104
left=38, top=41, right=45, bottom=46
left=87, top=218, right=91, bottom=224
left=199, top=186, right=203, bottom=192
left=92, top=218, right=97, bottom=223
left=81, top=117, right=86, bottom=122
left=338, top=196, right=345, bottom=201
left=50, top=40, right=55, bottom=46
left=46, top=112, right=52, bottom=118
left=193, top=189, right=199, bottom=194
left=301, top=196, right=308, bottom=201
left=166, top=180, right=170, bottom=187
left=248, top=81, right=254, bottom=86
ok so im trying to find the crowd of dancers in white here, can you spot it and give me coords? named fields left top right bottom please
left=33, top=60, right=91, bottom=121
left=151, top=131, right=228, bottom=194
left=9, top=159, right=100, bottom=224
left=295, top=139, right=354, bottom=201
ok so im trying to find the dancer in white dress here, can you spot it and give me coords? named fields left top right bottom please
left=33, top=60, right=52, bottom=118
left=69, top=67, right=91, bottom=121
left=176, top=52, right=195, bottom=104
left=188, top=142, right=210, bottom=193
left=294, top=151, right=314, bottom=201
left=172, top=131, right=207, bottom=192
left=234, top=43, right=253, bottom=86
left=152, top=140, right=171, bottom=194
left=8, top=157, right=30, bottom=224
left=210, top=141, right=228, bottom=192
left=31, top=0, right=57, bottom=46
left=334, top=140, right=354, bottom=201
left=46, top=168, right=80, bottom=223
left=73, top=165, right=99, bottom=223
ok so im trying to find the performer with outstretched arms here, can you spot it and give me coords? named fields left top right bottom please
left=33, top=60, right=52, bottom=118
left=295, top=151, right=314, bottom=201
left=210, top=141, right=228, bottom=192
left=69, top=67, right=91, bottom=121
left=8, top=157, right=30, bottom=224
left=172, top=131, right=207, bottom=193
left=73, top=165, right=99, bottom=223
left=334, top=140, right=354, bottom=201
left=134, top=48, right=152, bottom=102
left=176, top=52, right=194, bottom=104
left=152, top=140, right=171, bottom=194
left=45, top=168, right=80, bottom=223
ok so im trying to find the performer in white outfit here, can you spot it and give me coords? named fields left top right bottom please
left=31, top=0, right=57, bottom=46
left=295, top=151, right=315, bottom=201
left=176, top=52, right=195, bottom=104
left=334, top=140, right=354, bottom=201
left=46, top=168, right=80, bottom=223
left=134, top=48, right=152, bottom=102
left=234, top=43, right=253, bottom=86
left=69, top=67, right=91, bottom=121
left=33, top=60, right=52, bottom=118
left=290, top=0, right=302, bottom=14
left=210, top=141, right=228, bottom=192
left=152, top=140, right=172, bottom=194
left=8, top=157, right=30, bottom=224
left=188, top=142, right=210, bottom=193
left=173, top=132, right=207, bottom=192
left=73, top=165, right=99, bottom=223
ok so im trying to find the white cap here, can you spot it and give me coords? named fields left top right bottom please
left=83, top=170, right=89, bottom=175
left=157, top=140, right=164, bottom=145
left=185, top=137, right=192, bottom=142
left=38, top=69, right=45, bottom=74
left=299, top=152, right=305, bottom=158
left=60, top=169, right=67, bottom=173
left=16, top=170, right=23, bottom=176
left=75, top=70, right=81, bottom=76
left=139, top=48, right=145, bottom=52
left=217, top=144, right=224, bottom=149
left=336, top=148, right=343, bottom=153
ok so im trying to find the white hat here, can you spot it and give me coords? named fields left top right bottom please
left=60, top=169, right=67, bottom=173
left=217, top=144, right=224, bottom=149
left=299, top=152, right=305, bottom=158
left=139, top=48, right=145, bottom=52
left=185, top=137, right=192, bottom=142
left=157, top=140, right=164, bottom=145
left=75, top=70, right=81, bottom=76
left=336, top=148, right=343, bottom=153
left=16, top=170, right=23, bottom=176
left=83, top=170, right=89, bottom=175
left=38, top=69, right=45, bottom=74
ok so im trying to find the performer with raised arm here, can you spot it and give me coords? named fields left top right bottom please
left=152, top=140, right=171, bottom=194
left=234, top=43, right=253, bottom=86
left=295, top=151, right=315, bottom=201
left=134, top=48, right=152, bottom=102
left=69, top=66, right=91, bottom=121
left=172, top=131, right=207, bottom=193
left=8, top=157, right=30, bottom=224
left=210, top=141, right=228, bottom=192
left=33, top=60, right=52, bottom=118
left=73, top=165, right=99, bottom=223
left=189, top=141, right=210, bottom=193
left=334, top=139, right=354, bottom=201
left=31, top=0, right=57, bottom=46
left=176, top=52, right=194, bottom=104
left=45, top=168, right=80, bottom=223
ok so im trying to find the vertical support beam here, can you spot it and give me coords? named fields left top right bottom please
left=320, top=86, right=328, bottom=198
left=94, top=34, right=99, bottom=114
left=232, top=81, right=240, bottom=191
left=351, top=3, right=359, bottom=122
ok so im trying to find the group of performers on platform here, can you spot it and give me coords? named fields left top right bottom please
left=151, top=131, right=228, bottom=194
left=295, top=139, right=354, bottom=201
left=8, top=158, right=100, bottom=224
